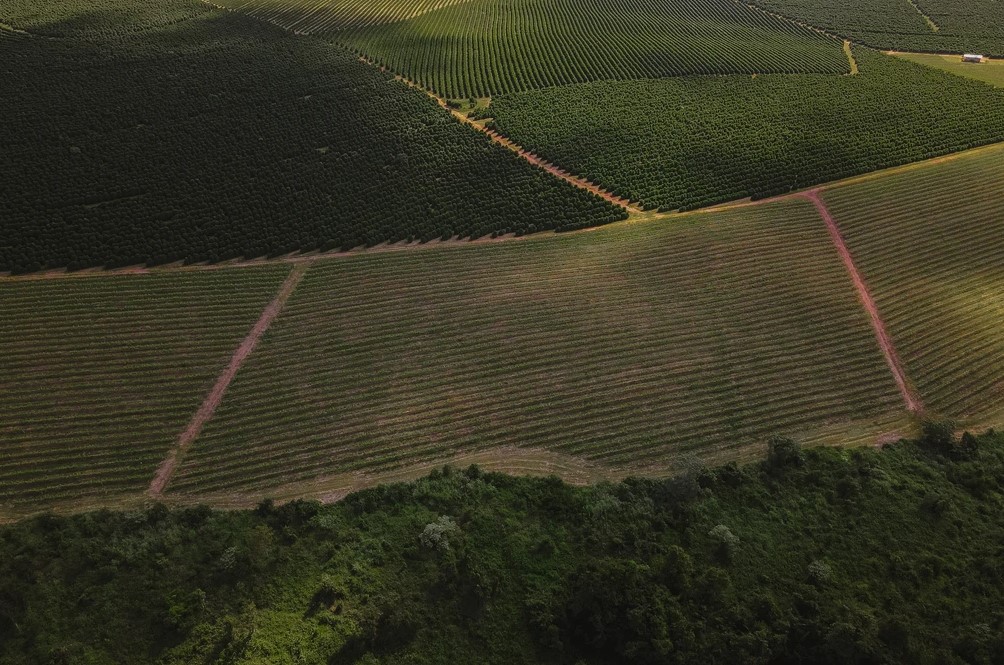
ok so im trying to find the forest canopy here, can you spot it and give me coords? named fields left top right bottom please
left=2, top=426, right=1004, bottom=664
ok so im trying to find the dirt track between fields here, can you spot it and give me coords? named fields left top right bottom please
left=385, top=69, right=642, bottom=213
left=147, top=263, right=309, bottom=496
left=802, top=189, right=923, bottom=413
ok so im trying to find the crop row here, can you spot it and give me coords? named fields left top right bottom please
left=0, top=0, right=623, bottom=274
left=486, top=48, right=1004, bottom=212
left=325, top=0, right=849, bottom=98
left=0, top=267, right=291, bottom=512
left=822, top=145, right=1004, bottom=422
left=0, top=0, right=213, bottom=39
left=749, top=0, right=1004, bottom=56
left=169, top=200, right=904, bottom=495
left=217, top=0, right=470, bottom=32
left=202, top=0, right=851, bottom=99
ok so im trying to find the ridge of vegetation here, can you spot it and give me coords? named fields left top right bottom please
left=2, top=428, right=1004, bottom=664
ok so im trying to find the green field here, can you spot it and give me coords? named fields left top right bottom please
left=5, top=146, right=1004, bottom=516
left=168, top=200, right=906, bottom=497
left=0, top=267, right=290, bottom=515
left=487, top=49, right=1004, bottom=210
left=215, top=0, right=469, bottom=32
left=0, top=0, right=622, bottom=274
left=893, top=52, right=1004, bottom=87
left=823, top=145, right=1004, bottom=424
left=750, top=0, right=1004, bottom=56
left=215, top=0, right=850, bottom=98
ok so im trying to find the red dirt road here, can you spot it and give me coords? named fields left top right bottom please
left=380, top=66, right=642, bottom=214
left=474, top=122, right=642, bottom=213
left=803, top=190, right=923, bottom=413
left=148, top=263, right=309, bottom=496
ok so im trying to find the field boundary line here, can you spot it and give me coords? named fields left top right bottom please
left=802, top=190, right=923, bottom=413
left=147, top=263, right=309, bottom=497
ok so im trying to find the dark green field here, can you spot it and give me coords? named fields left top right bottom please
left=0, top=0, right=622, bottom=274
left=750, top=0, right=1004, bottom=56
left=486, top=48, right=1004, bottom=210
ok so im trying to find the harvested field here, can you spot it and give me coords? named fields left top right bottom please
left=822, top=144, right=1004, bottom=423
left=892, top=52, right=1004, bottom=88
left=169, top=199, right=906, bottom=495
left=0, top=267, right=290, bottom=515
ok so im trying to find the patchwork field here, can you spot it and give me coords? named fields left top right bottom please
left=168, top=199, right=906, bottom=497
left=487, top=49, right=1004, bottom=210
left=892, top=52, right=1004, bottom=87
left=823, top=144, right=1004, bottom=423
left=0, top=267, right=291, bottom=515
left=215, top=0, right=850, bottom=98
left=4, top=146, right=1004, bottom=518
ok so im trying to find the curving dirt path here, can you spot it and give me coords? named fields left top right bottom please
left=802, top=190, right=923, bottom=413
left=148, top=263, right=309, bottom=496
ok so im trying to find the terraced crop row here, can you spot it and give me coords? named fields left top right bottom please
left=212, top=0, right=852, bottom=98
left=216, top=0, right=471, bottom=32
left=169, top=200, right=905, bottom=496
left=0, top=267, right=290, bottom=514
left=823, top=145, right=1004, bottom=423
left=486, top=49, right=1004, bottom=211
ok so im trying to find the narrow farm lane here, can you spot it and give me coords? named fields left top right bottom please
left=803, top=190, right=923, bottom=413
left=148, top=263, right=310, bottom=496
left=390, top=69, right=643, bottom=213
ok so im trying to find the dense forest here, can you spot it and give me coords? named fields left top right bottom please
left=3, top=424, right=1004, bottom=664
left=0, top=0, right=623, bottom=274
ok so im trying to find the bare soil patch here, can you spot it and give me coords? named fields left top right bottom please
left=802, top=189, right=923, bottom=413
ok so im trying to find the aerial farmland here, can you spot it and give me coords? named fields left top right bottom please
left=3, top=0, right=1004, bottom=661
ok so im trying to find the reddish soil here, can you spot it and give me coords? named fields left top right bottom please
left=148, top=263, right=309, bottom=496
left=384, top=68, right=642, bottom=213
left=802, top=190, right=923, bottom=413
left=476, top=123, right=642, bottom=213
